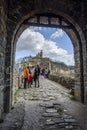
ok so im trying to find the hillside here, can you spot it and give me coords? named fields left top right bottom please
left=15, top=54, right=74, bottom=78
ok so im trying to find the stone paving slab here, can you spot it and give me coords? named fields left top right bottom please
left=0, top=101, right=25, bottom=130
left=16, top=77, right=81, bottom=130
left=1, top=76, right=87, bottom=130
left=39, top=102, right=80, bottom=130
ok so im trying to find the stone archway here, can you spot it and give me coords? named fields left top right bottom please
left=3, top=1, right=87, bottom=114
left=13, top=11, right=85, bottom=103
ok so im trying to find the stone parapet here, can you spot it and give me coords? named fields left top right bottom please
left=49, top=75, right=75, bottom=94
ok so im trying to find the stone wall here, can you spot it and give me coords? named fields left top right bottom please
left=7, top=0, right=86, bottom=103
left=0, top=0, right=7, bottom=120
left=51, top=62, right=75, bottom=78
left=0, top=0, right=86, bottom=118
left=13, top=69, right=19, bottom=104
left=49, top=75, right=75, bottom=94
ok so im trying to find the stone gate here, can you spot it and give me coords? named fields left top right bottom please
left=0, top=0, right=87, bottom=119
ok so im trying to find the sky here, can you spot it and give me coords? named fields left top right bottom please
left=16, top=26, right=74, bottom=66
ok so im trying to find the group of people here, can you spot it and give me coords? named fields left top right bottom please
left=41, top=68, right=50, bottom=78
left=23, top=65, right=40, bottom=89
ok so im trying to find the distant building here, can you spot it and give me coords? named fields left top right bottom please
left=36, top=50, right=43, bottom=58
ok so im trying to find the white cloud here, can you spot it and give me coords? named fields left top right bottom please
left=16, top=28, right=74, bottom=66
left=50, top=29, right=64, bottom=39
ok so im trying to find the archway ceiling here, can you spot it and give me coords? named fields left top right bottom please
left=23, top=13, right=73, bottom=29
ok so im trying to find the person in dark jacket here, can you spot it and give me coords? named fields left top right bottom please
left=34, top=65, right=40, bottom=87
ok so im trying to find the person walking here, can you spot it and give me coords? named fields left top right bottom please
left=34, top=65, right=40, bottom=87
left=23, top=66, right=29, bottom=89
left=30, top=66, right=35, bottom=85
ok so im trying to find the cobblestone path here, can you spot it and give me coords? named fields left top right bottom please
left=17, top=76, right=70, bottom=102
left=1, top=76, right=87, bottom=130
left=17, top=76, right=80, bottom=130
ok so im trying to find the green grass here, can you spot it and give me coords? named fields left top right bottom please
left=14, top=86, right=24, bottom=103
left=14, top=89, right=20, bottom=103
left=70, top=95, right=76, bottom=101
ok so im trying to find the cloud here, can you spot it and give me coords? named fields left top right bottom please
left=50, top=29, right=64, bottom=39
left=16, top=28, right=74, bottom=66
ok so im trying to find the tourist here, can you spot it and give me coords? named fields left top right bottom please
left=30, top=66, right=35, bottom=85
left=44, top=68, right=48, bottom=78
left=28, top=66, right=35, bottom=87
left=23, top=66, right=30, bottom=89
left=34, top=65, right=40, bottom=87
left=28, top=68, right=32, bottom=88
left=47, top=69, right=50, bottom=78
left=42, top=68, right=45, bottom=77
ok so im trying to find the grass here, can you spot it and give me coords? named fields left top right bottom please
left=14, top=88, right=20, bottom=103
left=14, top=86, right=24, bottom=104
left=70, top=95, right=76, bottom=101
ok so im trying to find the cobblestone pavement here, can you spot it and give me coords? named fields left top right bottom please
left=1, top=76, right=87, bottom=130
left=17, top=76, right=85, bottom=130
left=0, top=101, right=25, bottom=130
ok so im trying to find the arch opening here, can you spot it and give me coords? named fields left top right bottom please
left=13, top=26, right=75, bottom=105
left=4, top=10, right=86, bottom=113
left=13, top=12, right=85, bottom=103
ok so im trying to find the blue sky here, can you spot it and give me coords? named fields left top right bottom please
left=35, top=27, right=73, bottom=54
left=16, top=27, right=74, bottom=65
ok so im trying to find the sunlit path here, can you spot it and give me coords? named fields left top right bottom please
left=16, top=76, right=81, bottom=130
left=17, top=76, right=70, bottom=102
left=1, top=77, right=87, bottom=130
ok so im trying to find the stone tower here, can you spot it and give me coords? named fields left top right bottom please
left=40, top=50, right=43, bottom=58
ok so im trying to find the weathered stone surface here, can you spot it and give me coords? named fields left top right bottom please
left=46, top=108, right=57, bottom=113
left=49, top=75, right=75, bottom=93
left=0, top=1, right=7, bottom=120
left=2, top=77, right=87, bottom=129
left=0, top=101, right=25, bottom=130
